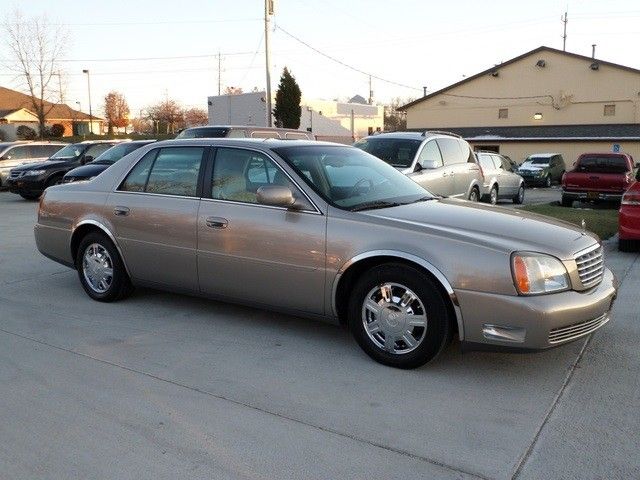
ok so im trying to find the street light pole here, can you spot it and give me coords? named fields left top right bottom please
left=264, top=0, right=273, bottom=127
left=75, top=101, right=82, bottom=137
left=82, top=69, right=93, bottom=135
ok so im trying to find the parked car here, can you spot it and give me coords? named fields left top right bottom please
left=619, top=175, right=640, bottom=251
left=176, top=125, right=315, bottom=140
left=476, top=151, right=525, bottom=204
left=561, top=153, right=636, bottom=207
left=517, top=153, right=565, bottom=187
left=7, top=140, right=123, bottom=199
left=63, top=140, right=157, bottom=183
left=353, top=131, right=484, bottom=201
left=34, top=139, right=617, bottom=369
left=0, top=141, right=66, bottom=189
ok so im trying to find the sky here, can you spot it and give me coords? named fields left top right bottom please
left=1, top=0, right=639, bottom=117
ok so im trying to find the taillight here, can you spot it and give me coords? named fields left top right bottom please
left=622, top=192, right=640, bottom=206
left=624, top=172, right=632, bottom=184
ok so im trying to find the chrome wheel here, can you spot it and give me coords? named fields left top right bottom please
left=361, top=283, right=428, bottom=354
left=517, top=185, right=524, bottom=203
left=82, top=243, right=114, bottom=294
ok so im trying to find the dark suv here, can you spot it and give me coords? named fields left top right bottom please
left=353, top=131, right=484, bottom=200
left=517, top=153, right=565, bottom=187
left=7, top=140, right=121, bottom=199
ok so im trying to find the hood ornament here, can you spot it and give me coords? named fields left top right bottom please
left=581, top=219, right=587, bottom=234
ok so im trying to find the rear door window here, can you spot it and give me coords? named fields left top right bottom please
left=251, top=131, right=281, bottom=139
left=436, top=138, right=464, bottom=166
left=145, top=147, right=204, bottom=196
left=478, top=154, right=495, bottom=171
left=6, top=145, right=31, bottom=160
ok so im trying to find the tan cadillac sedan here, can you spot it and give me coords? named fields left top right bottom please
left=35, top=139, right=617, bottom=368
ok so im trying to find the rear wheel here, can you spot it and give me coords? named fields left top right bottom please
left=347, top=263, right=452, bottom=369
left=513, top=185, right=525, bottom=204
left=468, top=186, right=480, bottom=202
left=76, top=232, right=133, bottom=302
left=561, top=195, right=573, bottom=207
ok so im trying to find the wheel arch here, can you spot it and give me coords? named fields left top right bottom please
left=332, top=250, right=464, bottom=340
left=70, top=220, right=131, bottom=277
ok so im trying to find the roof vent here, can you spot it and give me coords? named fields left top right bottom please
left=590, top=62, right=599, bottom=71
left=490, top=70, right=499, bottom=77
left=536, top=59, right=546, bottom=67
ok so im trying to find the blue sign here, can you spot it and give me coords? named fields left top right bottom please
left=612, top=144, right=621, bottom=153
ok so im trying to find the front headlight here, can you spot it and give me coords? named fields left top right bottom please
left=25, top=170, right=46, bottom=176
left=511, top=252, right=569, bottom=295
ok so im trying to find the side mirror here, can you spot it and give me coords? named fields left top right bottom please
left=257, top=185, right=296, bottom=208
left=420, top=159, right=441, bottom=170
left=414, top=162, right=423, bottom=172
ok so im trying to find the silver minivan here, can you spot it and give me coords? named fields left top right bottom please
left=476, top=151, right=525, bottom=204
left=353, top=131, right=484, bottom=200
left=0, top=142, right=66, bottom=187
left=176, top=125, right=315, bottom=140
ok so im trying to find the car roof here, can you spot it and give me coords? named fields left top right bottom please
left=153, top=138, right=338, bottom=149
left=182, top=125, right=311, bottom=134
left=358, top=131, right=462, bottom=141
left=526, top=153, right=561, bottom=158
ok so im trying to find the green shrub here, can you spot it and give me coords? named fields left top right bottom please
left=16, top=125, right=37, bottom=140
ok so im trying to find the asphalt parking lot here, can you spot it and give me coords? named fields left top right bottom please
left=497, top=184, right=562, bottom=207
left=1, top=190, right=638, bottom=480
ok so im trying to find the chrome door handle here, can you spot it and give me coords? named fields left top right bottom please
left=206, top=216, right=228, bottom=229
left=114, top=206, right=130, bottom=216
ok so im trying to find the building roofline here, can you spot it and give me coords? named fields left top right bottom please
left=398, top=46, right=640, bottom=111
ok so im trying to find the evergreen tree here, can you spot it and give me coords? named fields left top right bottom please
left=273, top=67, right=301, bottom=128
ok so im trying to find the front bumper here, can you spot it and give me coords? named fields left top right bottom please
left=456, top=267, right=617, bottom=349
left=6, top=176, right=47, bottom=195
left=563, top=190, right=624, bottom=202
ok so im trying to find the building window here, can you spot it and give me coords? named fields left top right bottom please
left=498, top=108, right=508, bottom=119
left=604, top=104, right=615, bottom=116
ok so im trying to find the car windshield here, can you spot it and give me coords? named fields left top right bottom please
left=353, top=137, right=422, bottom=169
left=49, top=144, right=83, bottom=160
left=93, top=143, right=145, bottom=164
left=176, top=127, right=228, bottom=139
left=526, top=158, right=551, bottom=165
left=577, top=156, right=629, bottom=173
left=273, top=145, right=432, bottom=210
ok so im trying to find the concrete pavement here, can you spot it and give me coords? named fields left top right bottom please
left=0, top=191, right=638, bottom=479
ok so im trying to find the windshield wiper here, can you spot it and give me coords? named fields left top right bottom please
left=350, top=200, right=404, bottom=212
left=409, top=196, right=437, bottom=203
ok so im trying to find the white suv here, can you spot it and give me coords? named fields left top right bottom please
left=354, top=131, right=483, bottom=200
left=0, top=142, right=66, bottom=188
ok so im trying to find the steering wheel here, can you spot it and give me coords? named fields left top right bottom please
left=348, top=177, right=374, bottom=197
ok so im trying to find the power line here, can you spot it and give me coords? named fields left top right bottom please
left=0, top=18, right=261, bottom=27
left=275, top=25, right=421, bottom=92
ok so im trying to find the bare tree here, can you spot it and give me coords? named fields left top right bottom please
left=103, top=91, right=130, bottom=134
left=183, top=107, right=208, bottom=127
left=147, top=99, right=184, bottom=134
left=383, top=97, right=413, bottom=132
left=223, top=86, right=244, bottom=95
left=4, top=10, right=69, bottom=138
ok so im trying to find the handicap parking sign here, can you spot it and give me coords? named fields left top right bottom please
left=612, top=144, right=621, bottom=153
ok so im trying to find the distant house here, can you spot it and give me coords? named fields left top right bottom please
left=0, top=86, right=103, bottom=139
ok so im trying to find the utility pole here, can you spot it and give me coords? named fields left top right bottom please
left=218, top=50, right=222, bottom=96
left=368, top=75, right=373, bottom=105
left=561, top=11, right=568, bottom=51
left=264, top=0, right=274, bottom=126
left=56, top=71, right=64, bottom=104
left=82, top=69, right=93, bottom=135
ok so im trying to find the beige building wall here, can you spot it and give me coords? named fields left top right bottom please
left=405, top=49, right=640, bottom=129
left=303, top=98, right=384, bottom=139
left=470, top=141, right=640, bottom=168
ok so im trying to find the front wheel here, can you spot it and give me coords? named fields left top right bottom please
left=347, top=263, right=452, bottom=369
left=561, top=195, right=573, bottom=207
left=76, top=232, right=133, bottom=302
left=513, top=185, right=525, bottom=204
left=489, top=185, right=498, bottom=205
left=19, top=192, right=40, bottom=200
left=468, top=187, right=480, bottom=202
left=545, top=175, right=552, bottom=188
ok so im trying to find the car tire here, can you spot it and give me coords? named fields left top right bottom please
left=513, top=185, right=525, bottom=204
left=347, top=263, right=452, bottom=369
left=19, top=192, right=40, bottom=200
left=76, top=232, right=133, bottom=302
left=45, top=174, right=63, bottom=189
left=489, top=185, right=498, bottom=205
left=618, top=239, right=636, bottom=252
left=561, top=195, right=573, bottom=207
left=545, top=175, right=552, bottom=188
left=468, top=187, right=480, bottom=202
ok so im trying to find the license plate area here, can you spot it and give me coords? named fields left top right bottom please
left=587, top=191, right=599, bottom=200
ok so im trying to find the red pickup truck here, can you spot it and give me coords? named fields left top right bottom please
left=561, top=153, right=636, bottom=207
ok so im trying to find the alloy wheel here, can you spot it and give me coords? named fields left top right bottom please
left=361, top=282, right=428, bottom=354
left=82, top=243, right=114, bottom=294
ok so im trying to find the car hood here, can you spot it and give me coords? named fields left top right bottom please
left=363, top=199, right=597, bottom=260
left=64, top=163, right=110, bottom=178
left=519, top=163, right=547, bottom=171
left=12, top=159, right=70, bottom=171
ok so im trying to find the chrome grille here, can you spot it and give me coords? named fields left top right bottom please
left=575, top=245, right=604, bottom=289
left=549, top=314, right=609, bottom=344
left=9, top=170, right=23, bottom=179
